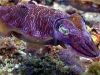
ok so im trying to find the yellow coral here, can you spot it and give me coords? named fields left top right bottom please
left=86, top=25, right=100, bottom=46
left=98, top=43, right=100, bottom=50
left=86, top=25, right=92, bottom=32
left=81, top=0, right=100, bottom=5
left=91, top=34, right=99, bottom=45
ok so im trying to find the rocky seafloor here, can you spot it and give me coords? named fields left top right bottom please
left=0, top=0, right=100, bottom=75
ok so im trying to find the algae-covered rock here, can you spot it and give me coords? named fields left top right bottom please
left=82, top=62, right=100, bottom=75
left=15, top=54, right=71, bottom=75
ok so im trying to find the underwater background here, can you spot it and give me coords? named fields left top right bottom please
left=0, top=0, right=100, bottom=75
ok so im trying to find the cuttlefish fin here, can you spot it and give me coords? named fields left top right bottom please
left=11, top=31, right=53, bottom=45
left=44, top=38, right=66, bottom=49
left=10, top=31, right=50, bottom=56
left=11, top=31, right=35, bottom=43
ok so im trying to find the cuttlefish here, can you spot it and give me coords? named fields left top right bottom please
left=0, top=4, right=99, bottom=57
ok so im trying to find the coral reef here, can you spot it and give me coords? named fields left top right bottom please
left=0, top=0, right=100, bottom=75
left=14, top=54, right=71, bottom=75
left=0, top=37, right=86, bottom=75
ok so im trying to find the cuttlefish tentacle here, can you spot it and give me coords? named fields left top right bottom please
left=54, top=13, right=100, bottom=57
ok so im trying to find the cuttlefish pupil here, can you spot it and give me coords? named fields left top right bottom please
left=58, top=25, right=70, bottom=35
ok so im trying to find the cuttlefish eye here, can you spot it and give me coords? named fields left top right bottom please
left=58, top=24, right=70, bottom=35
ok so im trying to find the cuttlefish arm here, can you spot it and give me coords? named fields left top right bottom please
left=68, top=13, right=100, bottom=57
left=54, top=13, right=100, bottom=58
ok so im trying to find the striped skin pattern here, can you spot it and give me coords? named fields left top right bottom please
left=0, top=4, right=100, bottom=57
left=0, top=4, right=70, bottom=40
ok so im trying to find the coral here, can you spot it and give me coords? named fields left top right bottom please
left=0, top=36, right=86, bottom=75
left=0, top=0, right=15, bottom=6
left=58, top=49, right=85, bottom=75
left=82, top=62, right=100, bottom=75
left=14, top=54, right=71, bottom=75
left=29, top=45, right=86, bottom=75
left=0, top=36, right=26, bottom=75
left=0, top=37, right=26, bottom=58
